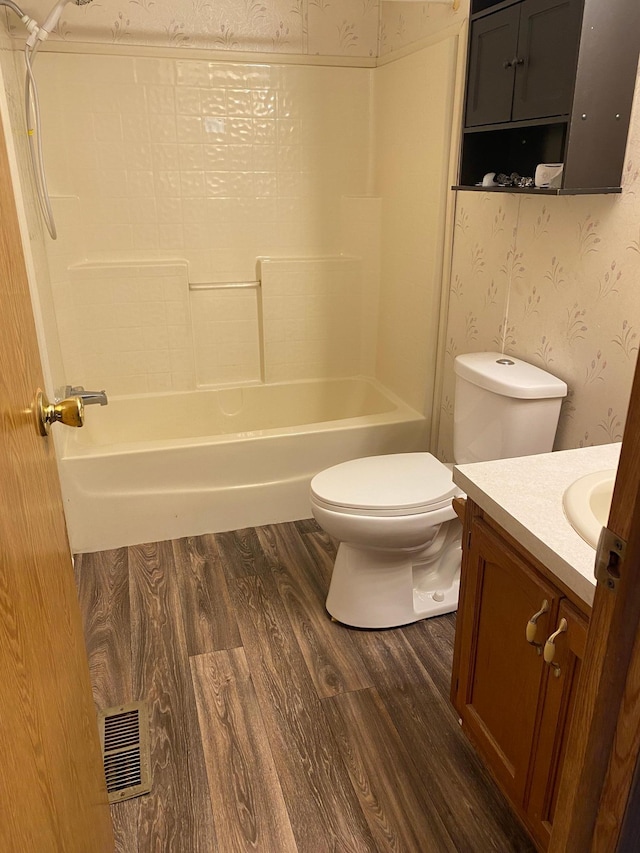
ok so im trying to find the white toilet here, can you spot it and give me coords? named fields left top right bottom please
left=310, top=352, right=567, bottom=628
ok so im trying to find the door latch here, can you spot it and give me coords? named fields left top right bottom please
left=595, top=527, right=627, bottom=592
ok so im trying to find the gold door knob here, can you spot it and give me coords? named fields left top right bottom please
left=34, top=389, right=84, bottom=436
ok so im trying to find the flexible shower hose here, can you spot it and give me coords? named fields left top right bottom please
left=24, top=41, right=57, bottom=238
left=0, top=0, right=58, bottom=238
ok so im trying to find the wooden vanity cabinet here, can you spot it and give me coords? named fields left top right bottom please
left=451, top=500, right=590, bottom=850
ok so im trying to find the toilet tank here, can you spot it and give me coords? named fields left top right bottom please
left=453, top=352, right=567, bottom=464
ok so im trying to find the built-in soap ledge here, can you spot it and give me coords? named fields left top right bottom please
left=68, top=259, right=188, bottom=278
left=189, top=280, right=260, bottom=291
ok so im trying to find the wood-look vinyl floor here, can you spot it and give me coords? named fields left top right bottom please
left=75, top=521, right=536, bottom=853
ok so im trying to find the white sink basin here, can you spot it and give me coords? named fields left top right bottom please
left=563, top=469, right=616, bottom=549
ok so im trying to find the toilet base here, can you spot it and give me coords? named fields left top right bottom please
left=325, top=521, right=461, bottom=629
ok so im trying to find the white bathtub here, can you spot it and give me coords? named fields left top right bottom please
left=58, top=377, right=427, bottom=553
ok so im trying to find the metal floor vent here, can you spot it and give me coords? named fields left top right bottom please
left=98, top=701, right=151, bottom=803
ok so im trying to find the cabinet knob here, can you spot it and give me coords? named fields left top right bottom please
left=526, top=599, right=550, bottom=653
left=503, top=57, right=524, bottom=69
left=544, top=618, right=568, bottom=677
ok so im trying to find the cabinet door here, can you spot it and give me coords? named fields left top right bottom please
left=455, top=520, right=560, bottom=803
left=512, top=0, right=582, bottom=121
left=525, top=598, right=588, bottom=849
left=465, top=4, right=520, bottom=127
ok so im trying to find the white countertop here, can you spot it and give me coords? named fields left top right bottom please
left=453, top=443, right=622, bottom=607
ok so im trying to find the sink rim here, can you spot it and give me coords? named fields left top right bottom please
left=563, top=468, right=616, bottom=550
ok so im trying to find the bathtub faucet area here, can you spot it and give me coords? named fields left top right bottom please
left=61, top=385, right=108, bottom=406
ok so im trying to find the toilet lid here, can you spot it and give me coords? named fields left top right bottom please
left=310, top=453, right=459, bottom=516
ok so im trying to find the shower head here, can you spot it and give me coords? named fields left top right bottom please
left=41, top=0, right=93, bottom=31
left=27, top=0, right=93, bottom=46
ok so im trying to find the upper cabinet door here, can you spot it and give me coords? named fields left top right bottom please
left=465, top=4, right=520, bottom=127
left=512, top=0, right=583, bottom=121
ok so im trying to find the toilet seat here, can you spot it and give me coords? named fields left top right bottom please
left=310, top=452, right=459, bottom=517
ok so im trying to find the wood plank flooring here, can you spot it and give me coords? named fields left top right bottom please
left=75, top=521, right=536, bottom=853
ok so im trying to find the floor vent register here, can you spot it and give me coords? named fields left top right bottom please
left=98, top=701, right=152, bottom=803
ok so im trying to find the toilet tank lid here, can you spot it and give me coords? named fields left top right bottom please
left=454, top=352, right=567, bottom=399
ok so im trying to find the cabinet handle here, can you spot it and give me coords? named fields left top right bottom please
left=503, top=57, right=525, bottom=69
left=526, top=599, right=550, bottom=653
left=544, top=618, right=568, bottom=678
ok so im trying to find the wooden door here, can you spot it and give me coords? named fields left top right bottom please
left=465, top=4, right=520, bottom=127
left=454, top=517, right=560, bottom=803
left=0, top=113, right=114, bottom=849
left=526, top=598, right=588, bottom=850
left=512, top=0, right=582, bottom=121
left=549, top=348, right=640, bottom=851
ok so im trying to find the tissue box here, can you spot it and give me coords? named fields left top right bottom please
left=535, top=163, right=564, bottom=189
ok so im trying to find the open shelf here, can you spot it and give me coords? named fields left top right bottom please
left=452, top=185, right=622, bottom=195
left=459, top=122, right=567, bottom=189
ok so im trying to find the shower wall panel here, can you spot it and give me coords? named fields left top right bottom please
left=374, top=37, right=459, bottom=417
left=57, top=261, right=195, bottom=394
left=191, top=287, right=262, bottom=387
left=36, top=54, right=371, bottom=274
left=29, top=52, right=373, bottom=393
left=261, top=256, right=363, bottom=383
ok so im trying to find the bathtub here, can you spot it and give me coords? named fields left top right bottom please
left=58, top=377, right=427, bottom=553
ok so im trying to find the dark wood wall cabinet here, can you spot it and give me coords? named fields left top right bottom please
left=451, top=500, right=590, bottom=851
left=455, top=0, right=640, bottom=194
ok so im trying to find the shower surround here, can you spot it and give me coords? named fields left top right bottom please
left=0, top=5, right=461, bottom=549
left=33, top=53, right=375, bottom=394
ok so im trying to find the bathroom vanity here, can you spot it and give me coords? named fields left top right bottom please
left=450, top=444, right=620, bottom=851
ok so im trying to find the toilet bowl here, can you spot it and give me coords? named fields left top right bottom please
left=310, top=352, right=568, bottom=629
left=310, top=453, right=463, bottom=628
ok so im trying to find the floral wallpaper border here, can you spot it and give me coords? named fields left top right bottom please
left=4, top=0, right=463, bottom=59
left=8, top=0, right=380, bottom=57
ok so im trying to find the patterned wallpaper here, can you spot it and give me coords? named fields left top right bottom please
left=379, top=0, right=464, bottom=56
left=9, top=0, right=381, bottom=56
left=7, top=0, right=467, bottom=57
left=436, top=66, right=640, bottom=460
